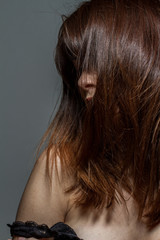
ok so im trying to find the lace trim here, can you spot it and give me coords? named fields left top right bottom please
left=7, top=221, right=82, bottom=239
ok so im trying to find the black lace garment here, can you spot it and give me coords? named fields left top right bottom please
left=7, top=221, right=82, bottom=239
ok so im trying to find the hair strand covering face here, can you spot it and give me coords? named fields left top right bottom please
left=35, top=0, right=160, bottom=230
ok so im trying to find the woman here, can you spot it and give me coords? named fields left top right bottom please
left=8, top=0, right=160, bottom=239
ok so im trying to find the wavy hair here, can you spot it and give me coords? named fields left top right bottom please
left=36, top=0, right=160, bottom=229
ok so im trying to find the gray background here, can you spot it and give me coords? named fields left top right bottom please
left=0, top=0, right=82, bottom=238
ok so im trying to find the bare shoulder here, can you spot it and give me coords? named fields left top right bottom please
left=15, top=147, right=71, bottom=227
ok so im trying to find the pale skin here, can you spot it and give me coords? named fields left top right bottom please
left=10, top=73, right=160, bottom=240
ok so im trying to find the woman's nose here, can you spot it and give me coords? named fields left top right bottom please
left=78, top=72, right=97, bottom=100
left=78, top=72, right=97, bottom=89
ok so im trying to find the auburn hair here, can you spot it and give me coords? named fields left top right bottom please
left=36, top=0, right=160, bottom=229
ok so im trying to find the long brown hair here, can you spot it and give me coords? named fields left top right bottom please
left=36, top=0, right=160, bottom=229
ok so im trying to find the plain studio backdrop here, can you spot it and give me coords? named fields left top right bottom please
left=0, top=0, right=82, bottom=238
